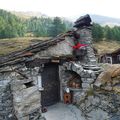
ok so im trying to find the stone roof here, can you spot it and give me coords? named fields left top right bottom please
left=99, top=48, right=120, bottom=57
left=0, top=14, right=92, bottom=67
left=0, top=31, right=74, bottom=67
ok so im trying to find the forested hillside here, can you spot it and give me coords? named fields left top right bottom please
left=0, top=9, right=26, bottom=38
left=0, top=9, right=73, bottom=39
left=92, top=23, right=120, bottom=41
left=25, top=17, right=73, bottom=37
left=1, top=9, right=120, bottom=55
left=1, top=9, right=120, bottom=43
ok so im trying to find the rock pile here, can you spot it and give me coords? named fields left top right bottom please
left=78, top=92, right=120, bottom=120
left=0, top=66, right=44, bottom=120
left=77, top=63, right=120, bottom=120
left=94, top=64, right=120, bottom=94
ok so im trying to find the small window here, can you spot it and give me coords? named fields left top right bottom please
left=24, top=81, right=34, bottom=88
left=106, top=57, right=112, bottom=64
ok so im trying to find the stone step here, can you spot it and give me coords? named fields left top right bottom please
left=87, top=52, right=95, bottom=54
left=86, top=47, right=93, bottom=49
left=87, top=49, right=94, bottom=51
left=87, top=56, right=96, bottom=59
left=87, top=50, right=94, bottom=52
left=87, top=57, right=96, bottom=59
left=88, top=59, right=96, bottom=61
left=87, top=47, right=94, bottom=50
left=87, top=50, right=95, bottom=52
left=84, top=66, right=101, bottom=70
left=87, top=56, right=96, bottom=58
left=88, top=60, right=97, bottom=62
left=89, top=62, right=97, bottom=65
left=87, top=48, right=94, bottom=51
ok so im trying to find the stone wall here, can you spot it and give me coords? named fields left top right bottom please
left=76, top=27, right=97, bottom=65
left=0, top=65, right=43, bottom=120
left=11, top=81, right=41, bottom=119
left=0, top=80, right=16, bottom=120
left=0, top=16, right=102, bottom=120
left=59, top=61, right=96, bottom=103
left=35, top=37, right=74, bottom=57
left=58, top=25, right=101, bottom=104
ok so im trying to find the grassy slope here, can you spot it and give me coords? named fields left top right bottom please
left=0, top=37, right=50, bottom=56
left=93, top=40, right=120, bottom=54
left=0, top=37, right=120, bottom=56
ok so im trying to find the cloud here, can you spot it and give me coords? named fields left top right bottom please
left=0, top=0, right=120, bottom=18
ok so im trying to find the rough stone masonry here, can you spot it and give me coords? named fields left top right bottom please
left=0, top=14, right=102, bottom=120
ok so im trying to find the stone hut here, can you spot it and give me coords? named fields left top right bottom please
left=0, top=14, right=101, bottom=120
left=99, top=48, right=120, bottom=64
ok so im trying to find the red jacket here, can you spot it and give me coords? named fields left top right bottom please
left=72, top=43, right=87, bottom=49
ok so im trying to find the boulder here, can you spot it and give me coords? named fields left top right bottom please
left=94, top=71, right=111, bottom=87
left=94, top=64, right=120, bottom=88
left=101, top=64, right=120, bottom=78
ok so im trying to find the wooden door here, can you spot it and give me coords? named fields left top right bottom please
left=41, top=63, right=60, bottom=106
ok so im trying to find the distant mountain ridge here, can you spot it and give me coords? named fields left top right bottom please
left=11, top=11, right=47, bottom=19
left=90, top=14, right=120, bottom=26
left=11, top=11, right=120, bottom=26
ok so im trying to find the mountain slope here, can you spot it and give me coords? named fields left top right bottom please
left=0, top=9, right=26, bottom=38
left=91, top=14, right=120, bottom=26
left=10, top=10, right=120, bottom=26
left=11, top=11, right=47, bottom=19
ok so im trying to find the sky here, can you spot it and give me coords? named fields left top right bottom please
left=0, top=0, right=120, bottom=18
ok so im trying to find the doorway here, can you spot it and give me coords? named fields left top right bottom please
left=41, top=63, right=60, bottom=107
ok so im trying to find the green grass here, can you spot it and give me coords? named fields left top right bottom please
left=86, top=87, right=94, bottom=96
left=93, top=40, right=120, bottom=55
left=0, top=37, right=50, bottom=56
left=0, top=38, right=120, bottom=56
